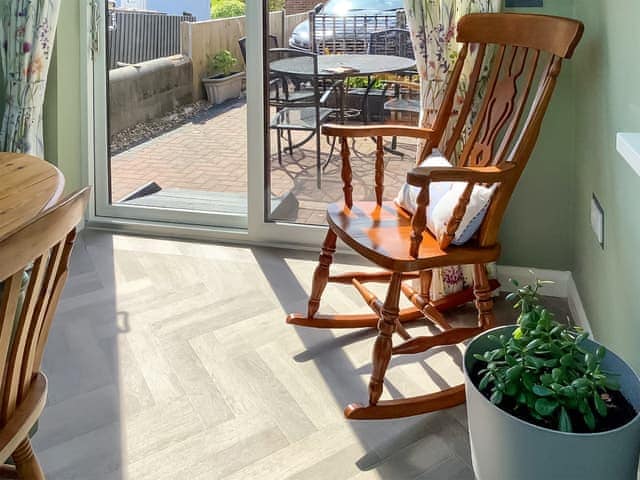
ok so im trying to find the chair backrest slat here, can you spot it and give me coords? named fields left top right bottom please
left=493, top=47, right=540, bottom=165
left=0, top=272, right=24, bottom=401
left=1, top=255, right=47, bottom=423
left=0, top=188, right=89, bottom=424
left=457, top=44, right=507, bottom=167
left=442, top=42, right=487, bottom=160
left=18, top=241, right=66, bottom=401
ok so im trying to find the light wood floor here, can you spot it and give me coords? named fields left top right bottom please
left=32, top=230, right=569, bottom=479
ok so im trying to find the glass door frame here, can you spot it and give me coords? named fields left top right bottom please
left=85, top=0, right=329, bottom=248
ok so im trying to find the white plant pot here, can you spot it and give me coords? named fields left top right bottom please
left=202, top=72, right=245, bottom=105
left=464, top=325, right=640, bottom=480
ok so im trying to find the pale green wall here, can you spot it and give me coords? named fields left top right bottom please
left=44, top=0, right=83, bottom=192
left=499, top=0, right=577, bottom=270
left=571, top=0, right=640, bottom=371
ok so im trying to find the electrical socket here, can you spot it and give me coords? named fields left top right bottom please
left=590, top=194, right=604, bottom=249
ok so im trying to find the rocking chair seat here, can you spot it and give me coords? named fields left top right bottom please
left=327, top=200, right=500, bottom=272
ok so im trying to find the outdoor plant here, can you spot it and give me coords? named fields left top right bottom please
left=345, top=76, right=385, bottom=90
left=474, top=278, right=621, bottom=433
left=207, top=50, right=238, bottom=78
left=210, top=0, right=245, bottom=19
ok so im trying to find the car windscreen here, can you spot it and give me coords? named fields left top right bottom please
left=322, top=0, right=404, bottom=15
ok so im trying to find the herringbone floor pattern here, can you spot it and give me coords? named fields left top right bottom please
left=32, top=230, right=568, bottom=479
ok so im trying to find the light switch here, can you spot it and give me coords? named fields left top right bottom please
left=590, top=194, right=604, bottom=249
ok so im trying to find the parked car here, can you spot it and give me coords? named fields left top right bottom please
left=288, top=0, right=405, bottom=52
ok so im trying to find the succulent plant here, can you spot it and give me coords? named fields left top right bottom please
left=474, top=278, right=620, bottom=432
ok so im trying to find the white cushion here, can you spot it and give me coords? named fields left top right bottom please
left=394, top=149, right=453, bottom=220
left=394, top=150, right=496, bottom=246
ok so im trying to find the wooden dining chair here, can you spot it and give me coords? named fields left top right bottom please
left=0, top=187, right=89, bottom=478
left=286, top=13, right=583, bottom=420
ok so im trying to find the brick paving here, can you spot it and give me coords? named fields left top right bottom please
left=110, top=98, right=417, bottom=225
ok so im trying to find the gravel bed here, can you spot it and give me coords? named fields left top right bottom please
left=109, top=100, right=213, bottom=155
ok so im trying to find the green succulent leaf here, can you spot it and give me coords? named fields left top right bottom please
left=560, top=353, right=574, bottom=367
left=522, top=372, right=535, bottom=391
left=585, top=352, right=596, bottom=370
left=540, top=373, right=554, bottom=386
left=526, top=356, right=545, bottom=369
left=526, top=338, right=543, bottom=350
left=595, top=346, right=606, bottom=360
left=535, top=397, right=559, bottom=417
left=490, top=390, right=503, bottom=405
left=532, top=384, right=554, bottom=397
left=559, top=406, right=572, bottom=433
left=504, top=381, right=518, bottom=397
left=559, top=386, right=577, bottom=398
left=571, top=378, right=591, bottom=390
left=583, top=404, right=596, bottom=430
left=575, top=331, right=589, bottom=344
left=552, top=368, right=564, bottom=382
left=505, top=365, right=524, bottom=383
left=593, top=391, right=608, bottom=417
left=478, top=374, right=491, bottom=391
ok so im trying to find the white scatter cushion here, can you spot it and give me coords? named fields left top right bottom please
left=394, top=149, right=453, bottom=218
left=394, top=149, right=496, bottom=246
left=430, top=181, right=497, bottom=245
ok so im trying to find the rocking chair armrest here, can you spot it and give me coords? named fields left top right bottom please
left=321, top=124, right=436, bottom=139
left=406, top=164, right=517, bottom=254
left=406, top=164, right=517, bottom=187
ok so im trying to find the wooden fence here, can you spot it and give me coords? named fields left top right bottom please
left=108, top=9, right=196, bottom=69
left=181, top=11, right=308, bottom=100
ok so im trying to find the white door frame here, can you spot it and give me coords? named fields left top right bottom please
left=84, top=0, right=330, bottom=249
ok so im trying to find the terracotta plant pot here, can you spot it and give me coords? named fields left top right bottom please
left=464, top=325, right=640, bottom=480
left=202, top=71, right=245, bottom=105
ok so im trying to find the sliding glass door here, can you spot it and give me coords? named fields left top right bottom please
left=92, top=0, right=249, bottom=229
left=90, top=0, right=408, bottom=246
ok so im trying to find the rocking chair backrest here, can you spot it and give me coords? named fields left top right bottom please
left=421, top=13, right=583, bottom=247
left=0, top=188, right=89, bottom=427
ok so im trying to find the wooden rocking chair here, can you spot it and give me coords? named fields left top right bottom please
left=286, top=13, right=583, bottom=420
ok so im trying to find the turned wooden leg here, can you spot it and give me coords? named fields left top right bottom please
left=369, top=272, right=402, bottom=406
left=12, top=439, right=44, bottom=480
left=473, top=264, right=495, bottom=329
left=307, top=229, right=338, bottom=319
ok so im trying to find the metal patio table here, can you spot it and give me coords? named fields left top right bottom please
left=269, top=54, right=416, bottom=167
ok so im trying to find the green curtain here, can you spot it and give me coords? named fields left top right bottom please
left=403, top=0, right=500, bottom=300
left=0, top=0, right=60, bottom=157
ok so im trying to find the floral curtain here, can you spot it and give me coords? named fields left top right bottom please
left=403, top=0, right=500, bottom=300
left=0, top=0, right=60, bottom=157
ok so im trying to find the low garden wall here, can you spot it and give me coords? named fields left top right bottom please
left=181, top=10, right=308, bottom=100
left=109, top=54, right=193, bottom=134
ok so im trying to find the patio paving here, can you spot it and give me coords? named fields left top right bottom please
left=110, top=98, right=418, bottom=225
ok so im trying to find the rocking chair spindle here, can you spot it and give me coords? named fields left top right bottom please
left=286, top=13, right=584, bottom=420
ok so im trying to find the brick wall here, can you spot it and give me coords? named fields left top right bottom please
left=284, top=0, right=326, bottom=15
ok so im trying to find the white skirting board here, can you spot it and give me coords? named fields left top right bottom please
left=497, top=265, right=593, bottom=338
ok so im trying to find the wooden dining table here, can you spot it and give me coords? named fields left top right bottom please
left=0, top=152, right=65, bottom=239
